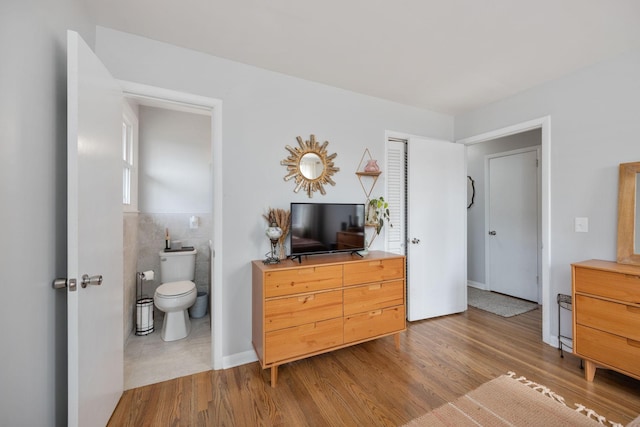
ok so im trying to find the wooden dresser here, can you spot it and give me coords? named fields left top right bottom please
left=252, top=251, right=406, bottom=386
left=571, top=259, right=640, bottom=382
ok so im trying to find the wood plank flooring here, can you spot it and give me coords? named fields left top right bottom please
left=108, top=307, right=640, bottom=426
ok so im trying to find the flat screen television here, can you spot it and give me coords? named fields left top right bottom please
left=290, top=202, right=365, bottom=259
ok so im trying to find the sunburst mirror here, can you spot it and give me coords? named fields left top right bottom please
left=281, top=134, right=339, bottom=197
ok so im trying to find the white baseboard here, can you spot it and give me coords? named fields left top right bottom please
left=222, top=349, right=258, bottom=369
left=467, top=280, right=488, bottom=290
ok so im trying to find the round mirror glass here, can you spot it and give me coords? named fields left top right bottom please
left=299, top=153, right=323, bottom=179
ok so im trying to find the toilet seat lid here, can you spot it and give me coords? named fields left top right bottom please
left=156, top=281, right=196, bottom=297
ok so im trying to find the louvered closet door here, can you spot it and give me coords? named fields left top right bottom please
left=385, top=139, right=406, bottom=255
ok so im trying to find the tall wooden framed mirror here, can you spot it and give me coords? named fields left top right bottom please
left=617, top=161, right=640, bottom=265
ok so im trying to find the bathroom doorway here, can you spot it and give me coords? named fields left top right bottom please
left=120, top=83, right=222, bottom=389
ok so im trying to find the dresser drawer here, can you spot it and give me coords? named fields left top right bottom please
left=344, top=305, right=405, bottom=343
left=343, top=258, right=404, bottom=286
left=264, top=265, right=343, bottom=298
left=575, top=324, right=640, bottom=379
left=265, top=290, right=343, bottom=332
left=574, top=266, right=640, bottom=304
left=265, top=318, right=343, bottom=363
left=575, top=294, right=640, bottom=341
left=343, top=280, right=404, bottom=316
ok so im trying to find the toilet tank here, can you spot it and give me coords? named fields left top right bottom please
left=158, top=249, right=197, bottom=283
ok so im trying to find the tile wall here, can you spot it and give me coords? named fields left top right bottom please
left=123, top=212, right=139, bottom=341
left=137, top=212, right=212, bottom=296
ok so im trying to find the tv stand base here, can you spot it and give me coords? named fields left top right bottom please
left=290, top=251, right=365, bottom=263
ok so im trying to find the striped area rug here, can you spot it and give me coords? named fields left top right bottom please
left=403, top=372, right=628, bottom=427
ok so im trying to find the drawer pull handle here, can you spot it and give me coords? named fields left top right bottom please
left=627, top=338, right=640, bottom=348
left=627, top=305, right=640, bottom=314
left=369, top=284, right=382, bottom=290
left=298, top=295, right=315, bottom=303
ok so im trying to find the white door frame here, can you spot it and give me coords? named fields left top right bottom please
left=118, top=80, right=224, bottom=370
left=485, top=146, right=541, bottom=303
left=457, top=116, right=552, bottom=346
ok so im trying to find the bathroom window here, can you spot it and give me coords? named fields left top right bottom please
left=122, top=121, right=132, bottom=204
left=122, top=101, right=138, bottom=211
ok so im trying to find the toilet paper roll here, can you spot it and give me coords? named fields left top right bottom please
left=142, top=270, right=154, bottom=281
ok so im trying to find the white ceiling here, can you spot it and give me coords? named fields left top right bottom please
left=82, top=0, right=640, bottom=115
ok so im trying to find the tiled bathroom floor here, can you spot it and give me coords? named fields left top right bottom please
left=124, top=312, right=212, bottom=390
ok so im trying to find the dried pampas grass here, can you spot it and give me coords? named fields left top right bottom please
left=263, top=208, right=291, bottom=259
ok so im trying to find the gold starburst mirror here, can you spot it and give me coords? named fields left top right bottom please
left=281, top=134, right=339, bottom=197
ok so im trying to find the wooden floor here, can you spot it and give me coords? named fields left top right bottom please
left=108, top=307, right=640, bottom=426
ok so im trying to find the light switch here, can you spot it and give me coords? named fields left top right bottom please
left=574, top=217, right=589, bottom=233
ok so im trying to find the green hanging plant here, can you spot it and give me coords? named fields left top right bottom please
left=366, top=196, right=392, bottom=235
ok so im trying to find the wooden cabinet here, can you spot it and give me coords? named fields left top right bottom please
left=571, top=259, right=640, bottom=382
left=252, top=251, right=406, bottom=386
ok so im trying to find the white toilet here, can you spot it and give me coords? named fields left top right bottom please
left=154, top=249, right=198, bottom=341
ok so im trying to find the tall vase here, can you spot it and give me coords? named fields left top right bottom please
left=278, top=241, right=287, bottom=260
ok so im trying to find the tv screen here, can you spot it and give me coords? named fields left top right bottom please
left=290, top=203, right=365, bottom=257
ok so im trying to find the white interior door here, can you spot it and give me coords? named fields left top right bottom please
left=67, top=30, right=123, bottom=427
left=407, top=137, right=466, bottom=321
left=487, top=148, right=539, bottom=302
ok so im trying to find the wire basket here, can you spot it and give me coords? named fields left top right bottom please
left=135, top=297, right=154, bottom=336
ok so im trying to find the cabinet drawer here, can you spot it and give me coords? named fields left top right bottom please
left=265, top=290, right=343, bottom=332
left=343, top=258, right=404, bottom=286
left=343, top=280, right=404, bottom=316
left=574, top=266, right=640, bottom=304
left=344, top=305, right=405, bottom=343
left=576, top=324, right=640, bottom=379
left=265, top=318, right=343, bottom=363
left=575, top=295, right=640, bottom=341
left=264, top=265, right=342, bottom=298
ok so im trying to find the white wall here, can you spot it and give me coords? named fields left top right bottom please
left=138, top=106, right=211, bottom=213
left=456, top=47, right=640, bottom=339
left=0, top=1, right=94, bottom=425
left=94, top=27, right=453, bottom=359
left=466, top=129, right=541, bottom=285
